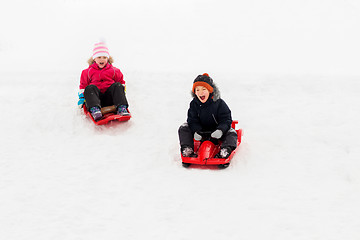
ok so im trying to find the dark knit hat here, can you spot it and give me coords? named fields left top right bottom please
left=192, top=73, right=214, bottom=93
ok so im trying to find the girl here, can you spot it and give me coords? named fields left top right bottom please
left=178, top=73, right=238, bottom=158
left=78, top=42, right=130, bottom=121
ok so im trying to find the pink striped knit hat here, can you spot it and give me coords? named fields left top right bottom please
left=92, top=42, right=110, bottom=59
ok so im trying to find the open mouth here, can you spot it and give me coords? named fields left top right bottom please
left=200, top=96, right=205, bottom=100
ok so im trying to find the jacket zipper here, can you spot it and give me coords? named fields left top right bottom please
left=212, top=114, right=218, bottom=124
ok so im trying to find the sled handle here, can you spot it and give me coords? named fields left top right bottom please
left=231, top=120, right=238, bottom=129
left=101, top=105, right=117, bottom=115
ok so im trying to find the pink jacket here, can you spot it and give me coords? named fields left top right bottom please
left=80, top=63, right=125, bottom=93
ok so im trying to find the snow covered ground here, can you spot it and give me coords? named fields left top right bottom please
left=1, top=0, right=360, bottom=239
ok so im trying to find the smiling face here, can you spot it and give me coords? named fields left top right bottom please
left=94, top=56, right=109, bottom=68
left=195, top=86, right=210, bottom=103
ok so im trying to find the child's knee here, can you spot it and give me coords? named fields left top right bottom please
left=178, top=123, right=190, bottom=133
left=227, top=128, right=238, bottom=137
left=85, top=84, right=99, bottom=92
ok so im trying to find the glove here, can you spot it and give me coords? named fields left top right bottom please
left=194, top=132, right=202, bottom=141
left=78, top=89, right=85, bottom=109
left=211, top=129, right=223, bottom=139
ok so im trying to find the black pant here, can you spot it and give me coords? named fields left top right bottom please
left=178, top=123, right=238, bottom=150
left=84, top=83, right=128, bottom=109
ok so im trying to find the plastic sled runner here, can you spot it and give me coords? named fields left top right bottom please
left=83, top=105, right=131, bottom=125
left=181, top=121, right=243, bottom=168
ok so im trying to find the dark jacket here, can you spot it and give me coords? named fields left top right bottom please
left=187, top=95, right=232, bottom=134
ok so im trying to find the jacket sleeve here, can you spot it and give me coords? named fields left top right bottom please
left=114, top=67, right=125, bottom=85
left=79, top=69, right=90, bottom=89
left=216, top=99, right=232, bottom=133
left=187, top=100, right=202, bottom=133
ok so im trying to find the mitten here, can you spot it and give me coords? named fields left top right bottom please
left=211, top=129, right=223, bottom=139
left=78, top=89, right=85, bottom=109
left=194, top=132, right=202, bottom=141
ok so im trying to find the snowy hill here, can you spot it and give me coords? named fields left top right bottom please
left=1, top=0, right=360, bottom=239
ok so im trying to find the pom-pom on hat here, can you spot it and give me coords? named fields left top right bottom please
left=92, top=42, right=110, bottom=59
left=192, top=73, right=214, bottom=93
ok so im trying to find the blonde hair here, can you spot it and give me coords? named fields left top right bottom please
left=88, top=56, right=114, bottom=65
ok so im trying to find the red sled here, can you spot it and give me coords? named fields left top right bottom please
left=83, top=105, right=131, bottom=125
left=181, top=121, right=243, bottom=169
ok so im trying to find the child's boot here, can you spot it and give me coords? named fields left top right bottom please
left=215, top=146, right=232, bottom=159
left=181, top=146, right=197, bottom=157
left=90, top=106, right=102, bottom=121
left=117, top=105, right=130, bottom=116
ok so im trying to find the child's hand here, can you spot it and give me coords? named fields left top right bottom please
left=211, top=129, right=223, bottom=139
left=194, top=132, right=202, bottom=141
left=78, top=89, right=85, bottom=109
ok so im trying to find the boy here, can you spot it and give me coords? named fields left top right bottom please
left=178, top=73, right=238, bottom=158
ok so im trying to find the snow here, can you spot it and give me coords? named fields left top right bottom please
left=1, top=0, right=360, bottom=239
